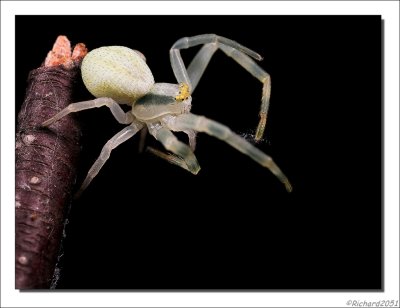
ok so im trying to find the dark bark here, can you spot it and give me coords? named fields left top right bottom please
left=15, top=39, right=85, bottom=289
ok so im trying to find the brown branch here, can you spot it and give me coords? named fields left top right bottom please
left=15, top=36, right=88, bottom=289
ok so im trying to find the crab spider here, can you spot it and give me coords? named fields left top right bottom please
left=42, top=34, right=292, bottom=197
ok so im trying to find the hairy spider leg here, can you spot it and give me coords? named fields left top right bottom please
left=75, top=122, right=143, bottom=198
left=148, top=125, right=201, bottom=175
left=168, top=113, right=292, bottom=192
left=170, top=34, right=271, bottom=142
left=41, top=97, right=134, bottom=127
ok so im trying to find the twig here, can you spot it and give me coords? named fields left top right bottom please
left=15, top=36, right=87, bottom=289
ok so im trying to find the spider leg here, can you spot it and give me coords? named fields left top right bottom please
left=186, top=43, right=218, bottom=92
left=170, top=34, right=271, bottom=142
left=138, top=125, right=148, bottom=153
left=75, top=121, right=143, bottom=198
left=184, top=129, right=197, bottom=151
left=167, top=113, right=292, bottom=192
left=42, top=97, right=134, bottom=127
left=146, top=147, right=192, bottom=172
left=148, top=124, right=200, bottom=174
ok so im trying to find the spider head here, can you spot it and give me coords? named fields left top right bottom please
left=132, top=83, right=192, bottom=121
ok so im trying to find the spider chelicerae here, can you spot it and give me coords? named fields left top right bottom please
left=42, top=34, right=292, bottom=197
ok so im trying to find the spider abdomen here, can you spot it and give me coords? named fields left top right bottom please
left=81, top=46, right=155, bottom=105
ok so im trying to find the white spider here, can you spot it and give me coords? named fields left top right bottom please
left=42, top=34, right=292, bottom=197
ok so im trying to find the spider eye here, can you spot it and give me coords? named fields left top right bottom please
left=175, top=83, right=190, bottom=102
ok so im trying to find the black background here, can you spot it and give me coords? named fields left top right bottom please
left=16, top=16, right=382, bottom=290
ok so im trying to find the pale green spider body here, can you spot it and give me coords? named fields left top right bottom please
left=82, top=46, right=191, bottom=122
left=42, top=34, right=292, bottom=197
left=81, top=46, right=155, bottom=105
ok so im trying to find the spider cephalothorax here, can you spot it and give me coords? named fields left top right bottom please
left=42, top=34, right=292, bottom=197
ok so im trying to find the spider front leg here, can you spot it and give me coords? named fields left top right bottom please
left=146, top=147, right=193, bottom=173
left=170, top=34, right=271, bottom=141
left=147, top=124, right=200, bottom=174
left=42, top=97, right=134, bottom=127
left=167, top=113, right=292, bottom=192
left=75, top=121, right=143, bottom=198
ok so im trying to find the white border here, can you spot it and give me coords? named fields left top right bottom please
left=1, top=1, right=399, bottom=307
